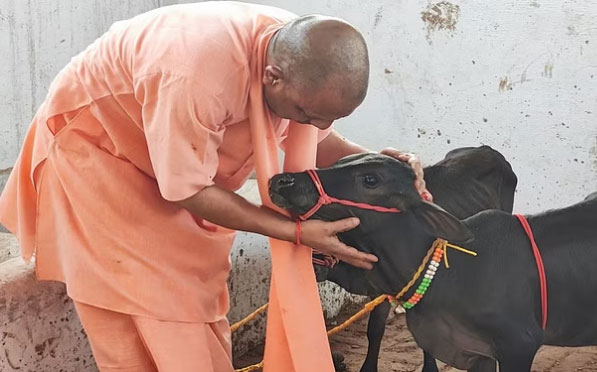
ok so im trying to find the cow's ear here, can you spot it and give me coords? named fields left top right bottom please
left=411, top=201, right=474, bottom=244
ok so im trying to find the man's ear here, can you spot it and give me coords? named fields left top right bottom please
left=410, top=201, right=474, bottom=244
left=263, top=65, right=284, bottom=85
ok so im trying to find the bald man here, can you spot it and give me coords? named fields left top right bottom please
left=0, top=2, right=430, bottom=371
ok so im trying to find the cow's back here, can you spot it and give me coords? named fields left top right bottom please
left=424, top=146, right=517, bottom=219
left=528, top=197, right=597, bottom=346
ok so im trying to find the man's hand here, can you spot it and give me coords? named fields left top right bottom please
left=177, top=185, right=377, bottom=270
left=380, top=148, right=434, bottom=202
left=299, top=217, right=378, bottom=270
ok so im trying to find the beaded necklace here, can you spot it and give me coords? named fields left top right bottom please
left=388, top=239, right=478, bottom=310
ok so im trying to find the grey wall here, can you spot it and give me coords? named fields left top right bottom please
left=1, top=1, right=175, bottom=170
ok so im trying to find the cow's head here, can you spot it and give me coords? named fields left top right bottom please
left=270, top=152, right=472, bottom=242
left=268, top=153, right=473, bottom=292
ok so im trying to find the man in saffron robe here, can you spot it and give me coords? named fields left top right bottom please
left=0, top=2, right=430, bottom=371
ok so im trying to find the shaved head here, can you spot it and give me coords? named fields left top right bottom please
left=270, top=15, right=369, bottom=101
left=263, top=15, right=370, bottom=129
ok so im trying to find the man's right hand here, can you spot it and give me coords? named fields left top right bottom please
left=299, top=217, right=378, bottom=270
left=177, top=186, right=377, bottom=270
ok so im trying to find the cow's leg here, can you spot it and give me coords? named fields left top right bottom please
left=468, top=357, right=496, bottom=372
left=359, top=300, right=391, bottom=372
left=496, top=344, right=538, bottom=372
left=421, top=350, right=439, bottom=372
left=497, top=356, right=535, bottom=372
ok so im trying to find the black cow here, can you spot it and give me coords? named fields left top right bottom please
left=269, top=150, right=597, bottom=371
left=271, top=146, right=518, bottom=371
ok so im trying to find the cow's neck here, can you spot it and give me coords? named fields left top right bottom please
left=346, top=214, right=438, bottom=297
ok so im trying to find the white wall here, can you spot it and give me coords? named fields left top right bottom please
left=0, top=0, right=168, bottom=171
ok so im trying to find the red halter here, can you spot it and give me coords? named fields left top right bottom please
left=298, top=169, right=401, bottom=221
left=299, top=169, right=401, bottom=269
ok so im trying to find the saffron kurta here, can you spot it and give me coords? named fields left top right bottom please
left=0, top=2, right=331, bottom=323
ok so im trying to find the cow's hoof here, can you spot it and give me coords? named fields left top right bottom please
left=332, top=352, right=347, bottom=371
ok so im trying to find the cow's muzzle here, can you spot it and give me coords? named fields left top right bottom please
left=268, top=174, right=295, bottom=209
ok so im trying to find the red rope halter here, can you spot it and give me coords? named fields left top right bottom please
left=298, top=169, right=401, bottom=221
left=298, top=169, right=402, bottom=268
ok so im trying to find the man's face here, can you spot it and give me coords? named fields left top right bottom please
left=263, top=75, right=358, bottom=130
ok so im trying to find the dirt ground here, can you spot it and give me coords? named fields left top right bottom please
left=234, top=305, right=597, bottom=372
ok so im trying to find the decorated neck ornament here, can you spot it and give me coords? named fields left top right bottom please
left=388, top=239, right=478, bottom=310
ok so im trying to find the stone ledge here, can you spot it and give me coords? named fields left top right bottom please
left=0, top=232, right=19, bottom=262
left=0, top=257, right=96, bottom=372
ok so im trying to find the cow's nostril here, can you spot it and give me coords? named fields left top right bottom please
left=275, top=174, right=295, bottom=189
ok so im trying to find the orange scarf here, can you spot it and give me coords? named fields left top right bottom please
left=248, top=26, right=335, bottom=372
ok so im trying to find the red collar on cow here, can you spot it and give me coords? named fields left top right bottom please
left=298, top=169, right=401, bottom=221
left=393, top=239, right=477, bottom=310
left=515, top=214, right=548, bottom=330
left=301, top=168, right=401, bottom=268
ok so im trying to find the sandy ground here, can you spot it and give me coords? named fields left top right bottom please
left=234, top=304, right=597, bottom=372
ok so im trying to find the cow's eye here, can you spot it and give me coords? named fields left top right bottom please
left=363, top=175, right=379, bottom=188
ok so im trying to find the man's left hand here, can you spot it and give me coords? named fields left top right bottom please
left=380, top=148, right=434, bottom=202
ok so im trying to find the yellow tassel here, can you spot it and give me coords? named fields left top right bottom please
left=441, top=240, right=477, bottom=269
left=446, top=242, right=478, bottom=256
